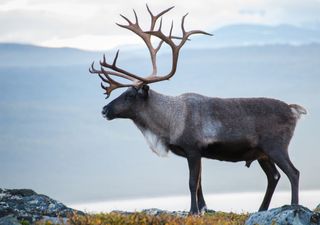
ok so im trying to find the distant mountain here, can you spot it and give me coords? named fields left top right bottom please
left=1, top=23, right=320, bottom=68
left=0, top=43, right=100, bottom=67
left=191, top=24, right=320, bottom=48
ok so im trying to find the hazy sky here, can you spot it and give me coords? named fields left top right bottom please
left=1, top=0, right=320, bottom=50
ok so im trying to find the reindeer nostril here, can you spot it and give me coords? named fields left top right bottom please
left=102, top=107, right=108, bottom=116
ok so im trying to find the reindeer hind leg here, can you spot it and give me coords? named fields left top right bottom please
left=265, top=149, right=300, bottom=205
left=258, top=159, right=280, bottom=211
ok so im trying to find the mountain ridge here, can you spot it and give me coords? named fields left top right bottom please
left=1, top=42, right=320, bottom=68
left=1, top=23, right=320, bottom=55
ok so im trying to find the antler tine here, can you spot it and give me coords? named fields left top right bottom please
left=98, top=74, right=111, bottom=84
left=99, top=54, right=107, bottom=67
left=169, top=20, right=174, bottom=37
left=91, top=60, right=133, bottom=83
left=89, top=62, right=98, bottom=74
left=90, top=62, right=116, bottom=97
left=146, top=4, right=153, bottom=17
left=99, top=51, right=147, bottom=82
left=154, top=18, right=165, bottom=53
left=99, top=68, right=136, bottom=86
left=181, top=13, right=188, bottom=35
left=150, top=5, right=175, bottom=19
left=142, top=11, right=212, bottom=83
left=158, top=17, right=163, bottom=31
left=146, top=4, right=174, bottom=30
left=133, top=9, right=138, bottom=24
left=100, top=67, right=136, bottom=82
left=155, top=40, right=164, bottom=53
left=119, top=14, right=133, bottom=25
left=178, top=29, right=213, bottom=49
left=179, top=13, right=213, bottom=47
left=116, top=5, right=178, bottom=78
left=112, top=50, right=119, bottom=67
left=145, top=14, right=213, bottom=50
left=90, top=60, right=137, bottom=98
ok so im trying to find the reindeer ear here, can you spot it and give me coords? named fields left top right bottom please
left=142, top=84, right=149, bottom=92
left=138, top=85, right=149, bottom=98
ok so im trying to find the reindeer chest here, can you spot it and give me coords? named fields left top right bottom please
left=140, top=129, right=169, bottom=157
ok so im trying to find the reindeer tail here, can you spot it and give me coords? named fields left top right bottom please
left=289, top=104, right=307, bottom=119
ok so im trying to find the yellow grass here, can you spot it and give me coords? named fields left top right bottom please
left=36, top=211, right=249, bottom=225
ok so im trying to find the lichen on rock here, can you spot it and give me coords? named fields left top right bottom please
left=245, top=205, right=320, bottom=225
left=0, top=188, right=83, bottom=224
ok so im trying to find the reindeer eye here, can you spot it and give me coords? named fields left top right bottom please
left=125, top=93, right=135, bottom=101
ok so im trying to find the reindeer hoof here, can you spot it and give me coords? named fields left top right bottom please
left=200, top=205, right=207, bottom=214
left=189, top=209, right=200, bottom=216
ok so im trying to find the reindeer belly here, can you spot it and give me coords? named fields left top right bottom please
left=201, top=140, right=264, bottom=162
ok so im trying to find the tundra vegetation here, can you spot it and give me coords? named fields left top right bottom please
left=34, top=211, right=249, bottom=225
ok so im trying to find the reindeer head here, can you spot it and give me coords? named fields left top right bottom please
left=90, top=5, right=211, bottom=120
left=102, top=85, right=149, bottom=120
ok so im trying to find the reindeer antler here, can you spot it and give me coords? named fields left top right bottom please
left=89, top=5, right=212, bottom=97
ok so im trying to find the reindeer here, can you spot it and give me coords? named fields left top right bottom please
left=89, top=5, right=307, bottom=215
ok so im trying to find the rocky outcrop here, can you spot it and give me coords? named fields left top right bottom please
left=0, top=188, right=83, bottom=224
left=315, top=204, right=320, bottom=213
left=245, top=205, right=320, bottom=225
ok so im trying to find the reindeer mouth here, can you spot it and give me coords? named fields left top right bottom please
left=102, top=112, right=108, bottom=119
left=102, top=109, right=115, bottom=121
left=102, top=108, right=110, bottom=120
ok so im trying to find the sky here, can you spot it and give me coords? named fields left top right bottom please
left=1, top=0, right=320, bottom=50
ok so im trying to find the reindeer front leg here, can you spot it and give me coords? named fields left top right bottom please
left=187, top=155, right=201, bottom=215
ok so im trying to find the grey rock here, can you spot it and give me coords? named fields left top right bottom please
left=0, top=188, right=84, bottom=224
left=245, top=205, right=320, bottom=225
left=142, top=208, right=189, bottom=217
left=40, top=216, right=69, bottom=224
left=111, top=208, right=190, bottom=217
left=116, top=208, right=215, bottom=217
left=0, top=215, right=20, bottom=225
left=315, top=204, right=320, bottom=213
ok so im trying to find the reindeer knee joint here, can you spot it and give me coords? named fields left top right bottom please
left=295, top=169, right=300, bottom=178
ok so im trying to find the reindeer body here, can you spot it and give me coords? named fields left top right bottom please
left=129, top=90, right=298, bottom=160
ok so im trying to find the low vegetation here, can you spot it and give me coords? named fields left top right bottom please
left=35, top=211, right=249, bottom=225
